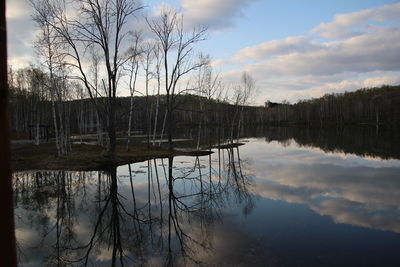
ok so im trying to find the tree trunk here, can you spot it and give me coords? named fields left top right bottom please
left=159, top=109, right=168, bottom=147
left=126, top=95, right=134, bottom=151
left=167, top=100, right=173, bottom=151
left=152, top=92, right=160, bottom=146
left=35, top=120, right=40, bottom=145
left=52, top=100, right=61, bottom=156
left=96, top=108, right=102, bottom=146
left=108, top=99, right=116, bottom=155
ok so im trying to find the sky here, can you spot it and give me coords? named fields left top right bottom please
left=6, top=0, right=400, bottom=104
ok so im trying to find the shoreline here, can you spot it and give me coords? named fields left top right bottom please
left=11, top=143, right=214, bottom=172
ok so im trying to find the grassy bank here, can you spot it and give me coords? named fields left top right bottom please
left=11, top=143, right=212, bottom=171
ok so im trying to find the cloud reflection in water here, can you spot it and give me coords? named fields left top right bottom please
left=244, top=139, right=400, bottom=233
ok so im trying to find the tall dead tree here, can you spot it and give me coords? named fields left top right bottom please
left=141, top=41, right=156, bottom=146
left=33, top=13, right=70, bottom=155
left=27, top=69, right=46, bottom=146
left=230, top=72, right=255, bottom=143
left=152, top=43, right=163, bottom=146
left=147, top=8, right=207, bottom=150
left=89, top=49, right=104, bottom=146
left=125, top=32, right=142, bottom=150
left=195, top=56, right=221, bottom=149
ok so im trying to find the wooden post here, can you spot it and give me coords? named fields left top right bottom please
left=0, top=0, right=17, bottom=265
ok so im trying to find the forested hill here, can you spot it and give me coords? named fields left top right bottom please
left=263, top=85, right=400, bottom=127
left=9, top=84, right=400, bottom=139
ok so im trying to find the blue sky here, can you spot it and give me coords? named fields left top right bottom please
left=7, top=0, right=400, bottom=104
left=205, top=0, right=400, bottom=52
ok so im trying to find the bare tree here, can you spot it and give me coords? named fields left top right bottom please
left=72, top=80, right=86, bottom=142
left=152, top=43, right=163, bottom=146
left=89, top=49, right=104, bottom=146
left=31, top=0, right=143, bottom=155
left=33, top=12, right=70, bottom=155
left=230, top=72, right=256, bottom=143
left=125, top=31, right=142, bottom=150
left=21, top=67, right=47, bottom=146
left=195, top=55, right=221, bottom=149
left=141, top=40, right=156, bottom=146
left=147, top=8, right=207, bottom=150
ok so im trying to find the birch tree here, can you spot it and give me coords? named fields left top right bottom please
left=230, top=72, right=255, bottom=144
left=141, top=41, right=156, bottom=146
left=125, top=32, right=142, bottom=150
left=195, top=56, right=221, bottom=149
left=33, top=11, right=70, bottom=155
left=147, top=8, right=207, bottom=150
left=152, top=43, right=163, bottom=146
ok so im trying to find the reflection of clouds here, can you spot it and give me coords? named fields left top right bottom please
left=95, top=247, right=113, bottom=262
left=260, top=165, right=400, bottom=211
left=185, top=220, right=268, bottom=266
left=254, top=182, right=321, bottom=204
left=15, top=228, right=40, bottom=246
left=244, top=140, right=400, bottom=233
left=73, top=217, right=94, bottom=244
left=310, top=199, right=400, bottom=233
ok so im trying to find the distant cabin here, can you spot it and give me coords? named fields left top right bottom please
left=264, top=101, right=281, bottom=108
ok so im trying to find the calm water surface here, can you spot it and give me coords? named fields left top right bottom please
left=13, top=135, right=400, bottom=266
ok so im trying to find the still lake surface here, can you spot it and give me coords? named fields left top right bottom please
left=13, top=128, right=400, bottom=266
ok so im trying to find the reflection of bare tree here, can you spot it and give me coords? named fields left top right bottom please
left=13, top=171, right=78, bottom=265
left=162, top=146, right=254, bottom=265
left=227, top=147, right=254, bottom=215
left=69, top=167, right=150, bottom=266
left=13, top=145, right=254, bottom=266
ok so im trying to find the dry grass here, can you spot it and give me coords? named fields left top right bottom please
left=12, top=143, right=213, bottom=171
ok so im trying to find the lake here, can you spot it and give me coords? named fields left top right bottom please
left=13, top=127, right=400, bottom=266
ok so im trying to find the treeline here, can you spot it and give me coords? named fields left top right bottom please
left=263, top=85, right=400, bottom=127
left=9, top=88, right=260, bottom=140
left=9, top=83, right=400, bottom=141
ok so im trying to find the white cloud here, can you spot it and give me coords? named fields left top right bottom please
left=7, top=0, right=36, bottom=68
left=7, top=54, right=34, bottom=69
left=228, top=27, right=400, bottom=78
left=180, top=0, right=259, bottom=30
left=311, top=2, right=400, bottom=39
left=232, top=36, right=323, bottom=63
left=211, top=58, right=225, bottom=68
left=6, top=0, right=30, bottom=19
left=216, top=3, right=400, bottom=104
left=149, top=0, right=259, bottom=31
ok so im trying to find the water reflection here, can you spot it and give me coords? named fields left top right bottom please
left=243, top=139, right=400, bottom=234
left=13, top=134, right=400, bottom=266
left=13, top=147, right=254, bottom=266
left=261, top=126, right=400, bottom=160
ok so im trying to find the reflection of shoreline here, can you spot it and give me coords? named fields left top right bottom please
left=262, top=126, right=400, bottom=160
